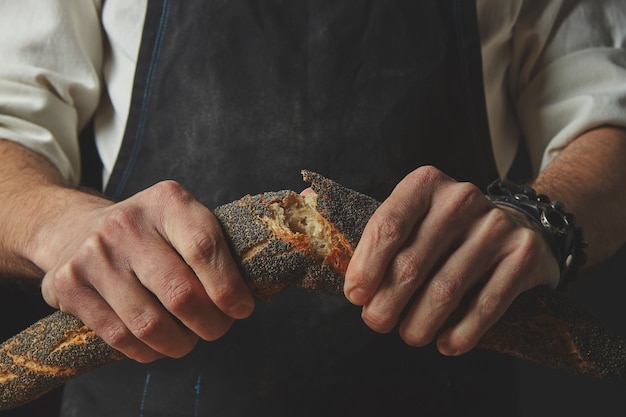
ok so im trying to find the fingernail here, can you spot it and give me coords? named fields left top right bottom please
left=437, top=338, right=460, bottom=357
left=346, top=287, right=368, bottom=305
left=230, top=302, right=254, bottom=319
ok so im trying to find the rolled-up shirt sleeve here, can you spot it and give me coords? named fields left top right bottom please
left=510, top=0, right=626, bottom=174
left=0, top=0, right=103, bottom=184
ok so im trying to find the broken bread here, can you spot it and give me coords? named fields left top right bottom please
left=212, top=169, right=378, bottom=299
left=214, top=190, right=352, bottom=298
left=1, top=170, right=626, bottom=411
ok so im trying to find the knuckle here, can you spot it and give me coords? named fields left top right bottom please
left=370, top=210, right=407, bottom=245
left=440, top=182, right=485, bottom=218
left=454, top=182, right=484, bottom=208
left=101, top=323, right=135, bottom=352
left=391, top=252, right=422, bottom=287
left=184, top=231, right=222, bottom=267
left=48, top=263, right=77, bottom=291
left=79, top=233, right=106, bottom=257
left=151, top=180, right=193, bottom=206
left=455, top=180, right=480, bottom=196
left=127, top=310, right=161, bottom=340
left=429, top=278, right=461, bottom=309
left=162, top=278, right=197, bottom=314
left=476, top=291, right=505, bottom=321
left=47, top=262, right=85, bottom=303
left=101, top=205, right=143, bottom=238
left=77, top=235, right=115, bottom=279
left=402, top=165, right=453, bottom=196
left=410, top=165, right=445, bottom=186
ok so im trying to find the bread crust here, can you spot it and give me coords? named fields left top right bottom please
left=0, top=311, right=122, bottom=408
left=478, top=286, right=626, bottom=380
left=212, top=170, right=380, bottom=299
left=1, top=171, right=625, bottom=410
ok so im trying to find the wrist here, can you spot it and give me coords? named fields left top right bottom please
left=0, top=139, right=111, bottom=279
left=0, top=182, right=73, bottom=279
left=486, top=179, right=587, bottom=289
left=25, top=185, right=112, bottom=272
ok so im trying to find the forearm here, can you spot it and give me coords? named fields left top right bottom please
left=531, top=126, right=626, bottom=266
left=0, top=139, right=109, bottom=280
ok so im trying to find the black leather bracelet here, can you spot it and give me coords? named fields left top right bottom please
left=486, top=179, right=587, bottom=288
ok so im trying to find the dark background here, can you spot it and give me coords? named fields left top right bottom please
left=1, top=247, right=625, bottom=416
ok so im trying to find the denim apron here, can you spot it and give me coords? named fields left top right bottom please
left=62, top=0, right=521, bottom=415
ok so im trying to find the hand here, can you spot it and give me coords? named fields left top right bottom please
left=344, top=166, right=560, bottom=356
left=38, top=181, right=254, bottom=362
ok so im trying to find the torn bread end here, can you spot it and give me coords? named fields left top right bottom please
left=264, top=191, right=354, bottom=274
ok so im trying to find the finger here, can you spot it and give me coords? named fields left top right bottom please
left=435, top=227, right=560, bottom=356
left=396, top=220, right=501, bottom=348
left=360, top=181, right=489, bottom=332
left=75, top=289, right=167, bottom=363
left=434, top=262, right=520, bottom=357
left=131, top=237, right=236, bottom=342
left=167, top=212, right=255, bottom=318
left=359, top=220, right=454, bottom=333
left=42, top=263, right=165, bottom=363
left=78, top=238, right=200, bottom=358
left=151, top=181, right=255, bottom=318
left=98, top=270, right=200, bottom=358
left=344, top=168, right=440, bottom=305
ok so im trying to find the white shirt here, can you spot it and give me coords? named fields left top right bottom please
left=1, top=0, right=626, bottom=186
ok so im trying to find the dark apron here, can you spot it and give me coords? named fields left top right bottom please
left=63, top=0, right=521, bottom=415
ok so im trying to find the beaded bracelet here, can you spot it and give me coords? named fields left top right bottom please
left=486, top=179, right=587, bottom=288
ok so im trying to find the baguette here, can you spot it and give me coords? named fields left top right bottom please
left=1, top=170, right=625, bottom=410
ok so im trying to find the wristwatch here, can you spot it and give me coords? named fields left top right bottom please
left=486, top=179, right=587, bottom=288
